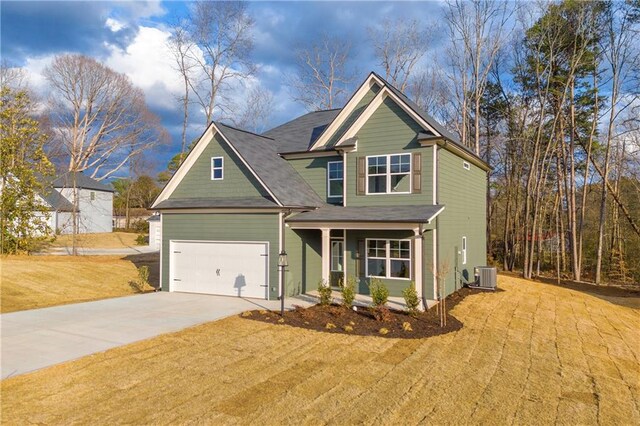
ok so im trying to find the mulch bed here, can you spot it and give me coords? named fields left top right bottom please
left=242, top=287, right=490, bottom=339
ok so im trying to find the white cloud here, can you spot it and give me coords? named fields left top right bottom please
left=104, top=26, right=182, bottom=110
left=105, top=18, right=125, bottom=32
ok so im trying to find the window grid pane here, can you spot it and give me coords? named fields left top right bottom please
left=366, top=239, right=411, bottom=279
left=367, top=154, right=410, bottom=194
left=211, top=157, right=223, bottom=180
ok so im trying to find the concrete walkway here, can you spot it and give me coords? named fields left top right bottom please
left=1, top=292, right=312, bottom=379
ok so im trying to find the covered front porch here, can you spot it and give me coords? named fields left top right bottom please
left=285, top=205, right=444, bottom=310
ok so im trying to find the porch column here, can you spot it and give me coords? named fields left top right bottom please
left=321, top=228, right=331, bottom=285
left=413, top=227, right=424, bottom=310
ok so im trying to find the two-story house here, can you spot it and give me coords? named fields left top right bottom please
left=151, top=72, right=489, bottom=308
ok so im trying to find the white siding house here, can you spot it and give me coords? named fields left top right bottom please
left=51, top=173, right=114, bottom=234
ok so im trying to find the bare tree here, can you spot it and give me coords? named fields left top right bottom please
left=445, top=0, right=513, bottom=154
left=167, top=21, right=197, bottom=159
left=234, top=85, right=274, bottom=133
left=288, top=35, right=356, bottom=111
left=44, top=54, right=168, bottom=253
left=0, top=61, right=28, bottom=91
left=368, top=18, right=434, bottom=92
left=595, top=0, right=640, bottom=284
left=189, top=1, right=255, bottom=125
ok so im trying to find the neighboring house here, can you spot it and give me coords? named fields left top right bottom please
left=37, top=188, right=76, bottom=234
left=50, top=172, right=114, bottom=234
left=151, top=72, right=489, bottom=307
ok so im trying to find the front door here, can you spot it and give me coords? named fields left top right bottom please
left=330, top=239, right=344, bottom=287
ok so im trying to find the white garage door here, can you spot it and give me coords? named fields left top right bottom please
left=170, top=240, right=269, bottom=299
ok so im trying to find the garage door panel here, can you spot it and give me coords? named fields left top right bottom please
left=170, top=241, right=268, bottom=299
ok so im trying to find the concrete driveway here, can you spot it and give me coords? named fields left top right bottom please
left=1, top=292, right=310, bottom=379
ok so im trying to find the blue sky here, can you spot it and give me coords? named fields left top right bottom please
left=1, top=1, right=448, bottom=177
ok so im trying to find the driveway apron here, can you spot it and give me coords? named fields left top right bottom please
left=1, top=292, right=304, bottom=379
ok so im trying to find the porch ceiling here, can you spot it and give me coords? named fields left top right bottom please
left=286, top=205, right=444, bottom=227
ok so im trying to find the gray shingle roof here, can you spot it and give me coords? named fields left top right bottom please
left=215, top=123, right=326, bottom=208
left=154, top=196, right=280, bottom=210
left=286, top=205, right=445, bottom=223
left=53, top=172, right=114, bottom=192
left=262, top=109, right=340, bottom=153
left=40, top=189, right=76, bottom=212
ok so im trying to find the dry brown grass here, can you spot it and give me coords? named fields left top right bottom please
left=0, top=255, right=153, bottom=313
left=49, top=232, right=140, bottom=249
left=2, top=276, right=639, bottom=425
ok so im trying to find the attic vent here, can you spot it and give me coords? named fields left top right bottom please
left=463, top=161, right=470, bottom=170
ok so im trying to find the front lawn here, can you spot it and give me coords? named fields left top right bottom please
left=48, top=231, right=142, bottom=249
left=0, top=254, right=156, bottom=313
left=2, top=275, right=638, bottom=424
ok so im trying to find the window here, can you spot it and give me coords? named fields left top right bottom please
left=366, top=154, right=411, bottom=194
left=463, top=161, right=470, bottom=170
left=327, top=161, right=343, bottom=198
left=331, top=240, right=343, bottom=272
left=462, top=236, right=467, bottom=265
left=366, top=239, right=411, bottom=279
left=211, top=157, right=224, bottom=180
left=90, top=191, right=95, bottom=200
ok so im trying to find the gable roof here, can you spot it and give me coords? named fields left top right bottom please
left=40, top=189, right=76, bottom=212
left=293, top=72, right=489, bottom=170
left=215, top=123, right=325, bottom=208
left=370, top=73, right=485, bottom=163
left=262, top=109, right=340, bottom=153
left=52, top=172, right=114, bottom=192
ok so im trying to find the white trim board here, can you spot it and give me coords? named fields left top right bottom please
left=337, top=86, right=442, bottom=146
left=309, top=73, right=385, bottom=151
left=288, top=221, right=422, bottom=230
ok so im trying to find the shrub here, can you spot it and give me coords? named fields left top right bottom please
left=241, top=311, right=252, bottom=317
left=131, top=219, right=149, bottom=234
left=135, top=233, right=147, bottom=246
left=341, top=275, right=356, bottom=308
left=379, top=328, right=389, bottom=335
left=325, top=322, right=336, bottom=330
left=402, top=322, right=413, bottom=332
left=343, top=325, right=354, bottom=332
left=317, top=280, right=332, bottom=306
left=129, top=265, right=150, bottom=293
left=402, top=281, right=420, bottom=315
left=368, top=278, right=389, bottom=307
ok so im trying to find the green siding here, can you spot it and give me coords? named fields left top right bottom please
left=288, top=156, right=343, bottom=204
left=345, top=97, right=434, bottom=206
left=326, top=84, right=381, bottom=147
left=284, top=228, right=321, bottom=296
left=161, top=213, right=280, bottom=299
left=437, top=149, right=487, bottom=296
left=170, top=133, right=269, bottom=199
